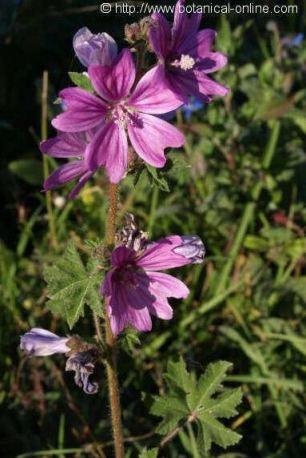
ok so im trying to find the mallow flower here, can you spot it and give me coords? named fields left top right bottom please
left=148, top=0, right=228, bottom=102
left=102, top=215, right=205, bottom=335
left=20, top=328, right=99, bottom=394
left=73, top=27, right=117, bottom=67
left=40, top=131, right=97, bottom=199
left=20, top=328, right=70, bottom=356
left=52, top=48, right=184, bottom=184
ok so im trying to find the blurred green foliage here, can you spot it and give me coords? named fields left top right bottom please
left=0, top=1, right=305, bottom=457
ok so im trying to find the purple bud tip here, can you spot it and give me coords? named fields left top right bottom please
left=173, top=236, right=205, bottom=264
left=73, top=27, right=117, bottom=67
left=20, top=328, right=70, bottom=357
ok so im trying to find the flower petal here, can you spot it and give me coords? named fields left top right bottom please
left=40, top=132, right=87, bottom=158
left=128, top=113, right=184, bottom=168
left=149, top=13, right=172, bottom=59
left=194, top=71, right=229, bottom=97
left=44, top=160, right=86, bottom=190
left=111, top=246, right=135, bottom=267
left=105, top=280, right=152, bottom=335
left=167, top=68, right=228, bottom=102
left=129, top=65, right=183, bottom=114
left=88, top=48, right=136, bottom=101
left=68, top=170, right=94, bottom=199
left=136, top=235, right=194, bottom=271
left=52, top=88, right=107, bottom=132
left=196, top=29, right=217, bottom=56
left=147, top=271, right=189, bottom=298
left=172, top=0, right=201, bottom=52
left=147, top=298, right=173, bottom=320
left=87, top=121, right=128, bottom=183
left=197, top=52, right=228, bottom=73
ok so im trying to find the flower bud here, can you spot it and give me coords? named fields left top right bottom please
left=20, top=328, right=69, bottom=356
left=172, top=236, right=205, bottom=264
left=73, top=27, right=117, bottom=67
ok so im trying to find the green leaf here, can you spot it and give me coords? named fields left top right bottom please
left=43, top=241, right=103, bottom=329
left=68, top=72, right=94, bottom=92
left=151, top=358, right=242, bottom=454
left=188, top=361, right=233, bottom=411
left=138, top=448, right=158, bottom=458
left=197, top=414, right=241, bottom=453
left=145, top=164, right=170, bottom=192
left=9, top=159, right=43, bottom=185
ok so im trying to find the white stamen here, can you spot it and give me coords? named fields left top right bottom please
left=179, top=54, right=196, bottom=71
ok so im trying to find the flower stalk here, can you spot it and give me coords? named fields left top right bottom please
left=102, top=182, right=125, bottom=458
left=41, top=70, right=58, bottom=249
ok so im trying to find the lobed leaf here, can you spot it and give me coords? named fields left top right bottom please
left=43, top=241, right=103, bottom=328
left=151, top=358, right=242, bottom=454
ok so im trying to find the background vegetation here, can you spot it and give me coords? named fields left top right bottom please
left=0, top=1, right=305, bottom=456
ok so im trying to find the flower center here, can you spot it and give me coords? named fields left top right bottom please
left=110, top=103, right=130, bottom=128
left=107, top=102, right=140, bottom=129
left=171, top=54, right=196, bottom=71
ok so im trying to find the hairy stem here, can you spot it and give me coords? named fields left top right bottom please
left=102, top=182, right=125, bottom=458
left=41, top=70, right=58, bottom=249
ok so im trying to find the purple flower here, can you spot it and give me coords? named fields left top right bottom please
left=20, top=328, right=99, bottom=395
left=52, top=49, right=184, bottom=184
left=20, top=328, right=69, bottom=356
left=66, top=351, right=98, bottom=395
left=40, top=131, right=97, bottom=199
left=148, top=0, right=228, bottom=103
left=73, top=27, right=117, bottom=67
left=102, top=234, right=205, bottom=335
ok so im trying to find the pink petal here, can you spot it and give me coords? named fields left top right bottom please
left=110, top=313, right=128, bottom=336
left=129, top=65, right=183, bottom=114
left=126, top=305, right=152, bottom=332
left=147, top=272, right=189, bottom=299
left=52, top=88, right=107, bottom=132
left=111, top=246, right=135, bottom=267
left=167, top=68, right=228, bottom=102
left=176, top=29, right=217, bottom=57
left=196, top=29, right=217, bottom=56
left=106, top=282, right=129, bottom=336
left=147, top=298, right=173, bottom=320
left=128, top=113, right=184, bottom=168
left=172, top=0, right=201, bottom=52
left=136, top=235, right=194, bottom=271
left=195, top=71, right=229, bottom=97
left=106, top=280, right=152, bottom=335
left=44, top=160, right=86, bottom=190
left=88, top=48, right=136, bottom=102
left=40, top=132, right=86, bottom=158
left=59, top=87, right=107, bottom=109
left=149, top=13, right=172, bottom=59
left=167, top=69, right=201, bottom=103
left=197, top=52, right=228, bottom=74
left=87, top=121, right=128, bottom=183
left=68, top=170, right=94, bottom=199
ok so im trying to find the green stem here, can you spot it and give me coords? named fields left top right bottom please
left=41, top=70, right=58, bottom=249
left=216, top=121, right=280, bottom=293
left=147, top=186, right=159, bottom=235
